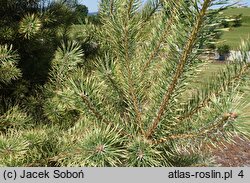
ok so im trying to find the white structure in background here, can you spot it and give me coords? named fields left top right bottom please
left=229, top=51, right=250, bottom=62
left=214, top=51, right=250, bottom=62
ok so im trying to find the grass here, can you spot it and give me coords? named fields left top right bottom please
left=218, top=7, right=250, bottom=50
left=222, top=7, right=250, bottom=16
left=188, top=62, right=250, bottom=134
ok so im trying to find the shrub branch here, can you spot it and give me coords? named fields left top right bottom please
left=146, top=0, right=212, bottom=138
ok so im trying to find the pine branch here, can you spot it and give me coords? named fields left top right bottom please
left=95, top=54, right=130, bottom=118
left=154, top=112, right=234, bottom=145
left=79, top=92, right=132, bottom=138
left=177, top=63, right=249, bottom=123
left=146, top=0, right=212, bottom=138
left=141, top=0, right=161, bottom=23
left=141, top=1, right=179, bottom=76
left=79, top=92, right=107, bottom=123
left=0, top=44, right=21, bottom=85
left=94, top=13, right=140, bottom=120
left=127, top=0, right=135, bottom=17
left=106, top=74, right=125, bottom=101
left=40, top=0, right=248, bottom=167
left=110, top=0, right=114, bottom=16
left=122, top=0, right=144, bottom=134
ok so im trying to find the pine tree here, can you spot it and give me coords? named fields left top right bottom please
left=1, top=0, right=249, bottom=167
left=0, top=1, right=90, bottom=167
left=0, top=45, right=34, bottom=167
left=43, top=0, right=250, bottom=166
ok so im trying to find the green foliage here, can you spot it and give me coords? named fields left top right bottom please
left=46, top=2, right=74, bottom=27
left=0, top=0, right=89, bottom=84
left=221, top=19, right=230, bottom=28
left=126, top=138, right=166, bottom=167
left=232, top=14, right=243, bottom=27
left=42, top=0, right=250, bottom=167
left=0, top=45, right=21, bottom=85
left=0, top=131, right=30, bottom=166
left=217, top=44, right=230, bottom=55
left=21, top=127, right=62, bottom=166
left=68, top=21, right=99, bottom=59
left=43, top=41, right=84, bottom=127
left=19, top=13, right=42, bottom=39
left=0, top=105, right=32, bottom=132
left=1, top=0, right=250, bottom=167
left=0, top=127, right=61, bottom=166
left=75, top=4, right=89, bottom=23
left=0, top=44, right=32, bottom=137
left=58, top=125, right=126, bottom=166
left=88, top=14, right=101, bottom=25
left=207, top=43, right=216, bottom=50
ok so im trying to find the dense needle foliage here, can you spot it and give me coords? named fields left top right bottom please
left=0, top=0, right=250, bottom=167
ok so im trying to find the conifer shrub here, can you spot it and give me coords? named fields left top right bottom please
left=217, top=44, right=230, bottom=60
left=0, top=0, right=250, bottom=167
left=43, top=0, right=250, bottom=166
